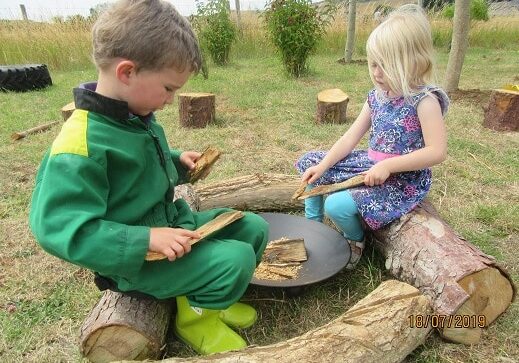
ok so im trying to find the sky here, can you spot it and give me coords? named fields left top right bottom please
left=0, top=0, right=273, bottom=21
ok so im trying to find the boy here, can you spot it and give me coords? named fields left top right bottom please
left=29, top=0, right=268, bottom=355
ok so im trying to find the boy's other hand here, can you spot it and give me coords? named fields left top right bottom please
left=149, top=227, right=201, bottom=261
left=180, top=151, right=201, bottom=170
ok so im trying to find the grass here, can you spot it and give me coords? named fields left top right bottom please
left=1, top=3, right=519, bottom=361
left=1, top=46, right=518, bottom=362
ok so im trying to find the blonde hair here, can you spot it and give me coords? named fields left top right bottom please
left=92, top=0, right=202, bottom=73
left=366, top=4, right=434, bottom=99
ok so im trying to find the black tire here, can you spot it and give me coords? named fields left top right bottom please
left=0, top=64, right=52, bottom=92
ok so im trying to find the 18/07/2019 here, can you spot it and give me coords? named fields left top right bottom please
left=409, top=314, right=486, bottom=328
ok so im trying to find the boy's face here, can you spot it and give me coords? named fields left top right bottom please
left=126, top=66, right=192, bottom=116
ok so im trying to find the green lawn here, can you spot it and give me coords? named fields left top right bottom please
left=0, top=48, right=517, bottom=362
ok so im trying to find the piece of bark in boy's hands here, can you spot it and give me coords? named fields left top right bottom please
left=145, top=210, right=244, bottom=261
left=187, top=146, right=221, bottom=184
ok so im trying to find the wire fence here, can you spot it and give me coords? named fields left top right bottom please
left=0, top=0, right=275, bottom=22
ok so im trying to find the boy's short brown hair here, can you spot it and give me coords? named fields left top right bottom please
left=92, top=0, right=202, bottom=73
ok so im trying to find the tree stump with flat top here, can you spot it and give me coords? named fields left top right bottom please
left=61, top=101, right=75, bottom=121
left=483, top=88, right=519, bottom=131
left=316, top=88, right=349, bottom=124
left=178, top=92, right=215, bottom=128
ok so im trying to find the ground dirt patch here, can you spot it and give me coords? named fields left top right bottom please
left=448, top=88, right=493, bottom=106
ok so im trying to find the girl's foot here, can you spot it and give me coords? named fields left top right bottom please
left=346, top=238, right=365, bottom=270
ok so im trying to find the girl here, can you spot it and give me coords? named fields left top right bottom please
left=295, top=4, right=449, bottom=269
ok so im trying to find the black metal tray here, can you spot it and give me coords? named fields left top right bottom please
left=250, top=213, right=351, bottom=289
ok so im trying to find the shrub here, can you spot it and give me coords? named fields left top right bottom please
left=193, top=0, right=236, bottom=66
left=443, top=0, right=489, bottom=21
left=264, top=0, right=332, bottom=77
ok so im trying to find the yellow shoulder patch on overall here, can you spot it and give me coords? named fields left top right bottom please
left=50, top=109, right=89, bottom=157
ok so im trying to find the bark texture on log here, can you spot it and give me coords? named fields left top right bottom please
left=372, top=201, right=515, bottom=344
left=79, top=290, right=172, bottom=362
left=118, top=280, right=432, bottom=363
left=316, top=88, right=349, bottom=124
left=178, top=92, right=215, bottom=128
left=483, top=89, right=519, bottom=131
left=79, top=185, right=198, bottom=362
left=195, top=173, right=304, bottom=212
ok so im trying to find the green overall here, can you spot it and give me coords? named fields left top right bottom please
left=29, top=84, right=268, bottom=309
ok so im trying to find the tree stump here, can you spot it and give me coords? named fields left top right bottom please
left=194, top=173, right=303, bottom=212
left=80, top=290, right=172, bottom=362
left=118, top=280, right=432, bottom=363
left=79, top=185, right=198, bottom=362
left=483, top=88, right=519, bottom=131
left=371, top=201, right=516, bottom=345
left=316, top=88, right=349, bottom=124
left=61, top=101, right=75, bottom=121
left=178, top=92, right=215, bottom=128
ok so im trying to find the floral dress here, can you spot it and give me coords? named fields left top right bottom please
left=295, top=86, right=449, bottom=230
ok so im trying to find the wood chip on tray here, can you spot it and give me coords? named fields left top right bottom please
left=253, top=237, right=307, bottom=281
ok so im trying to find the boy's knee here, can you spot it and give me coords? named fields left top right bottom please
left=221, top=243, right=256, bottom=281
left=242, top=212, right=269, bottom=237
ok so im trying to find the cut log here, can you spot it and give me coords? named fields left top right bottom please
left=11, top=120, right=60, bottom=140
left=61, top=101, right=75, bottom=121
left=194, top=173, right=304, bottom=212
left=117, top=280, right=432, bottom=363
left=79, top=290, right=172, bottom=362
left=79, top=185, right=198, bottom=362
left=371, top=201, right=516, bottom=345
left=316, top=88, right=349, bottom=124
left=178, top=92, right=215, bottom=128
left=483, top=88, right=519, bottom=131
left=187, top=146, right=221, bottom=184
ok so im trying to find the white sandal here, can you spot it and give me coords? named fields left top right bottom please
left=345, top=238, right=365, bottom=270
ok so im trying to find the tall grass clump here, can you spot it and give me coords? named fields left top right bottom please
left=193, top=0, right=236, bottom=66
left=264, top=0, right=333, bottom=77
left=0, top=19, right=93, bottom=71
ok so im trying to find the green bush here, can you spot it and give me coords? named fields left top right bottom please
left=264, top=0, right=332, bottom=77
left=443, top=0, right=489, bottom=21
left=193, top=0, right=236, bottom=66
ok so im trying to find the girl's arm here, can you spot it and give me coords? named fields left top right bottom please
left=303, top=102, right=372, bottom=184
left=364, top=95, right=447, bottom=186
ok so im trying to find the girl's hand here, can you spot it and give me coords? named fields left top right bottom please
left=364, top=162, right=391, bottom=186
left=302, top=164, right=327, bottom=184
left=149, top=227, right=201, bottom=261
left=180, top=151, right=201, bottom=170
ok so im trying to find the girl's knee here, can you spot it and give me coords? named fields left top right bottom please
left=324, top=191, right=359, bottom=219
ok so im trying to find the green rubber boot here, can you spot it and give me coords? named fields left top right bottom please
left=219, top=302, right=257, bottom=329
left=175, top=296, right=247, bottom=355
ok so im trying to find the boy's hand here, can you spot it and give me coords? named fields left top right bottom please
left=302, top=164, right=327, bottom=184
left=364, top=163, right=390, bottom=186
left=180, top=151, right=201, bottom=170
left=149, top=227, right=201, bottom=261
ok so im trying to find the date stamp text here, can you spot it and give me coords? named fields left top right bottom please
left=408, top=314, right=486, bottom=329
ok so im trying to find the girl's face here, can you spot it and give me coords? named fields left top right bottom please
left=370, top=62, right=391, bottom=93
